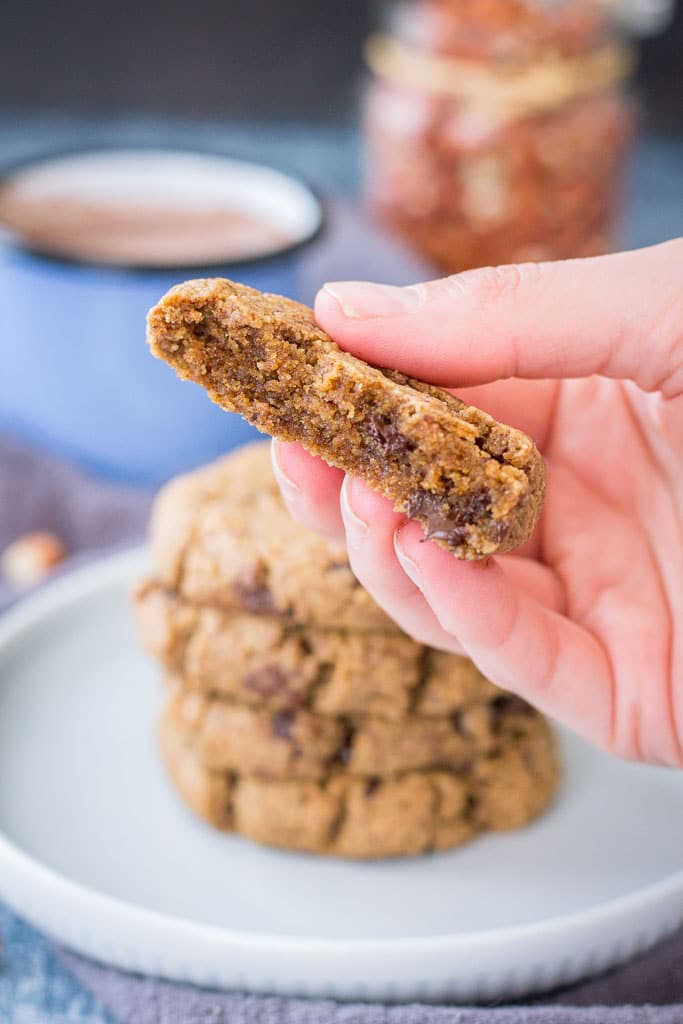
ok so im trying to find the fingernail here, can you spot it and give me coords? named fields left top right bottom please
left=394, top=529, right=421, bottom=585
left=270, top=443, right=301, bottom=503
left=340, top=478, right=368, bottom=546
left=323, top=281, right=425, bottom=320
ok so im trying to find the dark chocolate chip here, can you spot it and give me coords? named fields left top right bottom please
left=233, top=564, right=276, bottom=614
left=474, top=434, right=506, bottom=465
left=336, top=742, right=353, bottom=766
left=244, top=665, right=289, bottom=698
left=464, top=793, right=479, bottom=818
left=191, top=318, right=211, bottom=341
left=364, top=778, right=381, bottom=798
left=456, top=490, right=492, bottom=524
left=407, top=488, right=493, bottom=546
left=233, top=578, right=277, bottom=615
left=272, top=712, right=295, bottom=740
left=335, top=722, right=355, bottom=766
left=367, top=414, right=417, bottom=456
left=490, top=694, right=534, bottom=729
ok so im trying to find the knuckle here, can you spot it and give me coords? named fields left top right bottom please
left=447, top=261, right=548, bottom=306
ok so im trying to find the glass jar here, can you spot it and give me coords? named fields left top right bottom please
left=363, top=0, right=637, bottom=272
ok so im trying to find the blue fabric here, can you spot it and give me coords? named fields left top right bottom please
left=0, top=904, right=114, bottom=1024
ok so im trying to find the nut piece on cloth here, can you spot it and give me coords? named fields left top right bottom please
left=147, top=278, right=545, bottom=560
left=1, top=532, right=66, bottom=588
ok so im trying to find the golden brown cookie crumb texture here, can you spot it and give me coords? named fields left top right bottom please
left=134, top=579, right=500, bottom=719
left=147, top=442, right=399, bottom=632
left=160, top=695, right=560, bottom=859
left=162, top=678, right=549, bottom=780
left=147, top=279, right=545, bottom=559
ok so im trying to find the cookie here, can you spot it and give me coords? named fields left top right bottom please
left=160, top=701, right=560, bottom=858
left=149, top=442, right=399, bottom=633
left=147, top=279, right=545, bottom=559
left=161, top=683, right=540, bottom=779
left=135, top=580, right=499, bottom=719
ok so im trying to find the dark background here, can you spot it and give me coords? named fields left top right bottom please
left=2, top=0, right=682, bottom=133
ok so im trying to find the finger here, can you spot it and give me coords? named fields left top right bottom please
left=394, top=522, right=614, bottom=751
left=271, top=441, right=344, bottom=541
left=341, top=478, right=565, bottom=651
left=315, top=238, right=683, bottom=396
left=340, top=478, right=461, bottom=650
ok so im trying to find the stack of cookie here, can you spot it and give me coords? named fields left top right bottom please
left=135, top=442, right=559, bottom=859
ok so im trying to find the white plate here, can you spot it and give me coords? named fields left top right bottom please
left=1, top=549, right=682, bottom=1003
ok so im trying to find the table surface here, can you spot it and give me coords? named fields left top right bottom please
left=0, top=120, right=682, bottom=1023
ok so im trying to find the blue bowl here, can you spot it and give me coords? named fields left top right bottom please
left=0, top=149, right=324, bottom=486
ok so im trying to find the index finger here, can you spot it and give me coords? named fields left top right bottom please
left=315, top=239, right=683, bottom=396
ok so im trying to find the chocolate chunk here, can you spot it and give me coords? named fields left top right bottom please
left=233, top=565, right=276, bottom=615
left=364, top=778, right=381, bottom=798
left=464, top=793, right=479, bottom=818
left=233, top=581, right=276, bottom=615
left=490, top=694, right=534, bottom=729
left=298, top=635, right=313, bottom=656
left=335, top=722, right=355, bottom=766
left=272, top=712, right=295, bottom=740
left=337, top=742, right=353, bottom=766
left=407, top=488, right=493, bottom=545
left=367, top=414, right=417, bottom=456
left=244, top=665, right=288, bottom=697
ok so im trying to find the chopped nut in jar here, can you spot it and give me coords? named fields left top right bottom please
left=1, top=532, right=67, bottom=588
left=364, top=0, right=636, bottom=273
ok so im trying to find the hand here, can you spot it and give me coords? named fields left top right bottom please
left=272, top=240, right=683, bottom=766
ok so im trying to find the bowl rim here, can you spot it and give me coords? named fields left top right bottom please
left=0, top=143, right=326, bottom=274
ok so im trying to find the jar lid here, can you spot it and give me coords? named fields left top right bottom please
left=387, top=0, right=613, bottom=63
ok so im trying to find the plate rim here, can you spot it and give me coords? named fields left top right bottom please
left=0, top=545, right=683, bottom=960
left=1, top=548, right=683, bottom=1003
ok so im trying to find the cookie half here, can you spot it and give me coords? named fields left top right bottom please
left=147, top=279, right=545, bottom=559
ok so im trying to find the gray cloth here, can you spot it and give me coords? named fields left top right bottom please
left=0, top=433, right=151, bottom=611
left=3, top=437, right=683, bottom=1024
left=57, top=925, right=683, bottom=1024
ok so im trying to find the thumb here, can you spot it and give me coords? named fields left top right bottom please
left=314, top=238, right=683, bottom=398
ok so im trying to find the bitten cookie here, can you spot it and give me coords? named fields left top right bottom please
left=148, top=442, right=399, bottom=632
left=160, top=701, right=560, bottom=859
left=147, top=279, right=545, bottom=559
left=135, top=580, right=499, bottom=719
